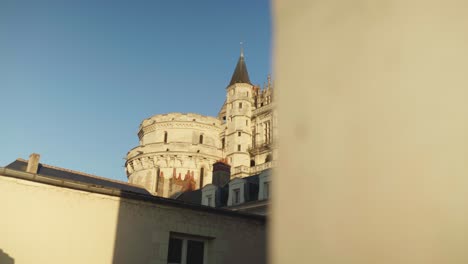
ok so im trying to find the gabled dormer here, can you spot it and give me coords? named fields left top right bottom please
left=227, top=175, right=259, bottom=206
left=258, top=169, right=272, bottom=200
left=201, top=183, right=228, bottom=207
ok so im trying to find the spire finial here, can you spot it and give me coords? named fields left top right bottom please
left=240, top=41, right=244, bottom=57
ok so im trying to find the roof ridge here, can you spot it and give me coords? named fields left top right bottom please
left=16, top=158, right=143, bottom=188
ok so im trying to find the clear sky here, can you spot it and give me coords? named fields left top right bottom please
left=0, top=0, right=272, bottom=181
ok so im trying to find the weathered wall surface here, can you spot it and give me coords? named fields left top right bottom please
left=0, top=174, right=266, bottom=264
left=273, top=0, right=468, bottom=263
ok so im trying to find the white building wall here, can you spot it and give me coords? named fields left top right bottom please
left=0, top=172, right=266, bottom=264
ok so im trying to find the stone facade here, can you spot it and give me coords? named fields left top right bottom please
left=126, top=52, right=277, bottom=197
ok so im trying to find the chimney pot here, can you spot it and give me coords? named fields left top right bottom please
left=26, top=153, right=40, bottom=174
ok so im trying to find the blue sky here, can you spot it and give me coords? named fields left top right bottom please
left=0, top=0, right=272, bottom=181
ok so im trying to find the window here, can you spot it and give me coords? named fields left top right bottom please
left=221, top=138, right=225, bottom=149
left=199, top=167, right=204, bottom=189
left=206, top=195, right=212, bottom=207
left=167, top=235, right=206, bottom=264
left=238, top=131, right=241, bottom=137
left=264, top=121, right=271, bottom=144
left=264, top=182, right=270, bottom=199
left=239, top=102, right=242, bottom=109
left=199, top=134, right=203, bottom=144
left=246, top=120, right=248, bottom=126
left=233, top=188, right=241, bottom=205
left=164, top=131, right=168, bottom=144
left=237, top=144, right=241, bottom=151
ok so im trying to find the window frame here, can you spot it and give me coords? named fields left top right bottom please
left=233, top=188, right=241, bottom=205
left=168, top=233, right=210, bottom=264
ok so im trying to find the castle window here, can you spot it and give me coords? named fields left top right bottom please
left=155, top=168, right=161, bottom=193
left=199, top=134, right=203, bottom=144
left=239, top=102, right=242, bottom=109
left=221, top=138, right=225, bottom=149
left=199, top=167, right=204, bottom=189
left=164, top=131, right=168, bottom=144
left=250, top=160, right=256, bottom=167
left=223, top=116, right=226, bottom=121
left=238, top=132, right=241, bottom=137
left=238, top=144, right=241, bottom=151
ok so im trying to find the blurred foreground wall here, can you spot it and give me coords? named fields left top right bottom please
left=273, top=1, right=468, bottom=263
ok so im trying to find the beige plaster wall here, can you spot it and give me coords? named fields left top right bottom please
left=0, top=174, right=266, bottom=264
left=273, top=1, right=468, bottom=263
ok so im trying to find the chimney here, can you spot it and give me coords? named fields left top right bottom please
left=212, top=160, right=231, bottom=187
left=26, top=153, right=40, bottom=174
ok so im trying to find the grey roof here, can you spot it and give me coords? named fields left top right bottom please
left=1, top=163, right=265, bottom=221
left=176, top=189, right=202, bottom=204
left=228, top=53, right=251, bottom=86
left=5, top=159, right=151, bottom=195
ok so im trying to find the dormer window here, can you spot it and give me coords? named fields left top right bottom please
left=227, top=178, right=246, bottom=206
left=207, top=195, right=212, bottom=207
left=233, top=188, right=241, bottom=205
left=264, top=182, right=270, bottom=199
left=202, top=184, right=217, bottom=207
left=259, top=169, right=272, bottom=200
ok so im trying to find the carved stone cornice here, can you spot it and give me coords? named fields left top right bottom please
left=138, top=121, right=222, bottom=139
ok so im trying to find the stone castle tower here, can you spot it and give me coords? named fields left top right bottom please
left=125, top=50, right=277, bottom=197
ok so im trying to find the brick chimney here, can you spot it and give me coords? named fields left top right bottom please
left=26, top=153, right=40, bottom=174
left=212, top=160, right=231, bottom=187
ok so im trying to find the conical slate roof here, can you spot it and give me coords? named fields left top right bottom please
left=228, top=51, right=251, bottom=86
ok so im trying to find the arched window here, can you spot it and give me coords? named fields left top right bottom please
left=199, top=134, right=203, bottom=144
left=199, top=167, right=205, bottom=189
left=164, top=131, right=168, bottom=144
left=155, top=168, right=161, bottom=193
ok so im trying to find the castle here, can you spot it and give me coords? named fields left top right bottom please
left=125, top=50, right=277, bottom=197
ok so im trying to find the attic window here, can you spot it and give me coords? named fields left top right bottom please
left=207, top=195, right=213, bottom=207
left=233, top=188, right=241, bottom=205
